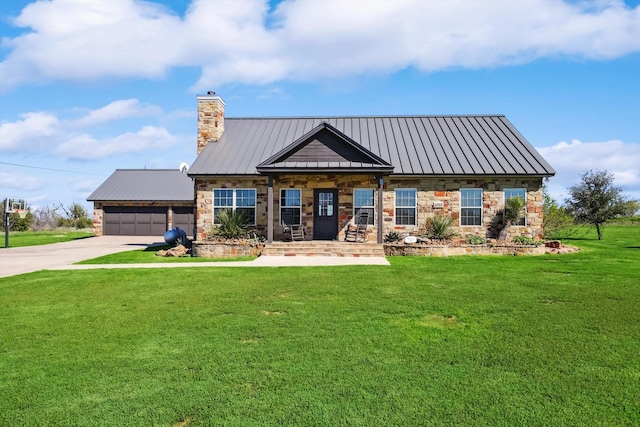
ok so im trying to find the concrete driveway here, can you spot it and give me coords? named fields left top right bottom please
left=0, top=236, right=162, bottom=278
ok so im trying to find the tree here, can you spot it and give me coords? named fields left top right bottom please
left=542, top=185, right=574, bottom=239
left=564, top=170, right=627, bottom=240
left=56, top=202, right=93, bottom=229
left=619, top=199, right=640, bottom=217
left=498, top=196, right=526, bottom=240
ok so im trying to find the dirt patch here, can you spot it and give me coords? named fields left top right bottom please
left=173, top=417, right=193, bottom=427
left=260, top=310, right=286, bottom=315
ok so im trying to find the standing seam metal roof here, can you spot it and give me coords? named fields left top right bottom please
left=87, top=169, right=194, bottom=201
left=188, top=116, right=555, bottom=176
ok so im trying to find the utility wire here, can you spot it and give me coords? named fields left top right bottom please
left=0, top=161, right=108, bottom=176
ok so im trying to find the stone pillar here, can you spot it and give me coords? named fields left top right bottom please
left=267, top=176, right=274, bottom=243
left=377, top=176, right=384, bottom=244
left=197, top=93, right=225, bottom=154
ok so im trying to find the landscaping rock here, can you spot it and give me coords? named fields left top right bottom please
left=156, top=244, right=189, bottom=257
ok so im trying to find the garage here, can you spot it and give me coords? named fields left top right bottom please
left=103, top=206, right=168, bottom=236
left=88, top=169, right=195, bottom=237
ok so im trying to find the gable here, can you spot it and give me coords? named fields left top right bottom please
left=256, top=122, right=393, bottom=174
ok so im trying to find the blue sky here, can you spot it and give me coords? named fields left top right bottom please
left=1, top=0, right=639, bottom=214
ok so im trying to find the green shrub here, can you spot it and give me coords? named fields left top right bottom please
left=209, top=209, right=252, bottom=239
left=512, top=235, right=539, bottom=246
left=425, top=215, right=457, bottom=240
left=384, top=231, right=403, bottom=243
left=466, top=235, right=486, bottom=245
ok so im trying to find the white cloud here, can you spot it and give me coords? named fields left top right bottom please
left=0, top=170, right=43, bottom=192
left=0, top=99, right=181, bottom=160
left=0, top=112, right=60, bottom=151
left=537, top=139, right=640, bottom=201
left=70, top=99, right=162, bottom=128
left=55, top=126, right=179, bottom=160
left=1, top=0, right=639, bottom=91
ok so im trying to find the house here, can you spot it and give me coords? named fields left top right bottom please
left=89, top=93, right=555, bottom=243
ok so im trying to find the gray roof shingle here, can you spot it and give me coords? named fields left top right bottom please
left=188, top=116, right=555, bottom=176
left=87, top=169, right=194, bottom=202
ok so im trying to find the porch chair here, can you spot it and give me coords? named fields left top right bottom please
left=281, top=211, right=305, bottom=241
left=345, top=212, right=369, bottom=242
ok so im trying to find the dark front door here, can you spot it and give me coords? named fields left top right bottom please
left=313, top=189, right=339, bottom=240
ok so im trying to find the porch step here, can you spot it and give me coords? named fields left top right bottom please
left=261, top=241, right=386, bottom=257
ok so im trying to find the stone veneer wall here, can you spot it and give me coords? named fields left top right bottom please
left=197, top=95, right=225, bottom=155
left=194, top=175, right=544, bottom=241
left=91, top=201, right=195, bottom=237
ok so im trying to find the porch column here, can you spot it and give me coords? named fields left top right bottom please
left=267, top=175, right=274, bottom=243
left=377, top=175, right=384, bottom=244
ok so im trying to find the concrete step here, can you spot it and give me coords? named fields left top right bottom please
left=261, top=242, right=385, bottom=257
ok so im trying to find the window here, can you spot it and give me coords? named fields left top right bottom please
left=354, top=189, right=375, bottom=224
left=395, top=189, right=416, bottom=225
left=504, top=188, right=526, bottom=226
left=280, top=189, right=301, bottom=225
left=460, top=189, right=482, bottom=226
left=213, top=189, right=256, bottom=225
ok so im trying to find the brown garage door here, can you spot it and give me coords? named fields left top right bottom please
left=103, top=206, right=167, bottom=236
left=172, top=207, right=194, bottom=236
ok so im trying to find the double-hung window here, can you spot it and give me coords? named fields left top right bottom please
left=504, top=188, right=526, bottom=226
left=280, top=189, right=302, bottom=225
left=395, top=189, right=416, bottom=225
left=460, top=188, right=482, bottom=226
left=354, top=189, right=375, bottom=224
left=213, top=189, right=256, bottom=225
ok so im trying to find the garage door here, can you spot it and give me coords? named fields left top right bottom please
left=173, top=207, right=194, bottom=236
left=103, top=206, right=167, bottom=236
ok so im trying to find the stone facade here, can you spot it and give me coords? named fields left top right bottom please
left=195, top=175, right=544, bottom=242
left=197, top=94, right=225, bottom=154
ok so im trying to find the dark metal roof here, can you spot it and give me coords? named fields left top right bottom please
left=188, top=116, right=555, bottom=177
left=87, top=169, right=194, bottom=202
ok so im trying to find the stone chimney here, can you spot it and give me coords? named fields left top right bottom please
left=197, top=92, right=225, bottom=154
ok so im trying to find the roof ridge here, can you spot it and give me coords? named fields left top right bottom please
left=226, top=114, right=506, bottom=120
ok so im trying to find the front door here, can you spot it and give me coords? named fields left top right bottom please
left=313, top=189, right=339, bottom=240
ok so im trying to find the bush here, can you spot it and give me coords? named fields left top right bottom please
left=466, top=235, right=486, bottom=245
left=384, top=231, right=403, bottom=243
left=209, top=209, right=252, bottom=239
left=512, top=235, right=539, bottom=246
left=424, top=215, right=457, bottom=240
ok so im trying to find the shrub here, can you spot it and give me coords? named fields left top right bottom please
left=466, top=235, right=486, bottom=245
left=209, top=209, right=252, bottom=239
left=512, top=235, right=539, bottom=246
left=384, top=231, right=403, bottom=243
left=424, top=215, right=457, bottom=240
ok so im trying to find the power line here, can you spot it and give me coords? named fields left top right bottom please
left=0, top=161, right=108, bottom=176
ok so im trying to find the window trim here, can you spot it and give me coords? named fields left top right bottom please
left=504, top=188, right=527, bottom=226
left=460, top=188, right=483, bottom=227
left=212, top=188, right=257, bottom=226
left=354, top=188, right=376, bottom=225
left=394, top=188, right=417, bottom=226
left=280, top=188, right=302, bottom=225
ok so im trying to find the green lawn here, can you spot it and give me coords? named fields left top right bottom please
left=77, top=244, right=256, bottom=264
left=0, top=229, right=93, bottom=248
left=0, top=227, right=638, bottom=426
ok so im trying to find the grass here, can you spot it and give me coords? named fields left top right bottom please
left=0, top=229, right=93, bottom=248
left=0, top=226, right=638, bottom=426
left=76, top=244, right=256, bottom=264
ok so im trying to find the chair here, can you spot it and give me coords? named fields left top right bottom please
left=345, top=212, right=369, bottom=242
left=281, top=212, right=305, bottom=241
